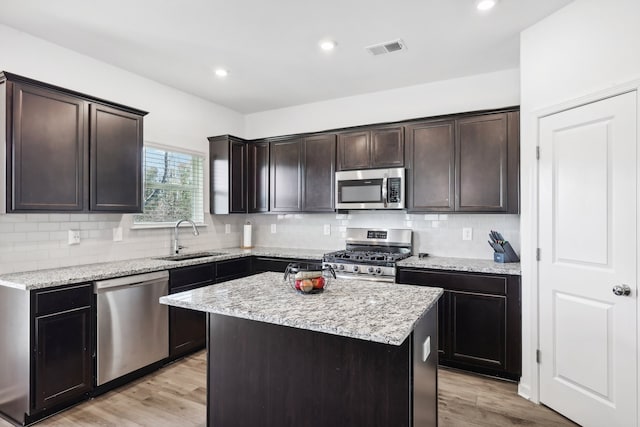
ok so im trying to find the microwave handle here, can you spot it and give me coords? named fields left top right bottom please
left=382, top=176, right=388, bottom=207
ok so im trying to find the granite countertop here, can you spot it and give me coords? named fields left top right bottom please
left=0, top=247, right=326, bottom=291
left=0, top=247, right=519, bottom=291
left=398, top=255, right=521, bottom=275
left=160, top=271, right=442, bottom=346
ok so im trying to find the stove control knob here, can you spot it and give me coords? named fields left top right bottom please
left=339, top=265, right=345, bottom=270
left=367, top=267, right=374, bottom=273
left=353, top=266, right=359, bottom=272
left=375, top=268, right=382, bottom=274
left=332, top=264, right=338, bottom=269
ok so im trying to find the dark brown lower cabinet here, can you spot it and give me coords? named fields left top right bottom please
left=169, top=304, right=206, bottom=359
left=168, top=258, right=253, bottom=359
left=397, top=267, right=521, bottom=380
left=32, top=284, right=93, bottom=412
left=168, top=263, right=215, bottom=359
left=215, top=257, right=252, bottom=282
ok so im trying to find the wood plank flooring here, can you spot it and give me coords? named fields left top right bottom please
left=438, top=367, right=576, bottom=427
left=0, top=351, right=577, bottom=426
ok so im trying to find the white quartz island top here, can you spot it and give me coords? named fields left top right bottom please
left=160, top=271, right=443, bottom=346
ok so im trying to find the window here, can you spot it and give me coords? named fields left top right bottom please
left=134, top=145, right=205, bottom=225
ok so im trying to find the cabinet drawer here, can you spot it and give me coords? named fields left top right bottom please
left=216, top=258, right=252, bottom=282
left=397, top=269, right=507, bottom=295
left=252, top=257, right=321, bottom=273
left=34, top=284, right=93, bottom=316
left=169, top=263, right=215, bottom=291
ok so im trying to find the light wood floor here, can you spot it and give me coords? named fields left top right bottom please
left=0, top=351, right=577, bottom=426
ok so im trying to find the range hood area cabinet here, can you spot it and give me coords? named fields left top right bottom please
left=405, top=109, right=520, bottom=214
left=0, top=72, right=147, bottom=213
left=336, top=125, right=404, bottom=171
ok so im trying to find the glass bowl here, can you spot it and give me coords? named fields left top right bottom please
left=283, top=262, right=336, bottom=294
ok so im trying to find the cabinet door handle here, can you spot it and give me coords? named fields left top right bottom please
left=382, top=176, right=388, bottom=208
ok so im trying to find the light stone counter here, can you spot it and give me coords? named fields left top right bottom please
left=160, top=271, right=442, bottom=346
left=0, top=247, right=519, bottom=291
left=0, top=247, right=325, bottom=291
left=398, top=255, right=521, bottom=275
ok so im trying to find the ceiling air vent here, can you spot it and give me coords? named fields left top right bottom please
left=365, top=39, right=407, bottom=56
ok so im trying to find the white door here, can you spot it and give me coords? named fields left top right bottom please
left=539, top=91, right=637, bottom=427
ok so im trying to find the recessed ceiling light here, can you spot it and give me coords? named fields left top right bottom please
left=214, top=68, right=228, bottom=78
left=476, top=0, right=497, bottom=11
left=319, top=40, right=337, bottom=52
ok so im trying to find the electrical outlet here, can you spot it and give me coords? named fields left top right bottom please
left=68, top=230, right=80, bottom=245
left=323, top=224, right=331, bottom=236
left=225, top=224, right=231, bottom=234
left=271, top=224, right=277, bottom=234
left=462, top=227, right=473, bottom=241
left=112, top=227, right=123, bottom=242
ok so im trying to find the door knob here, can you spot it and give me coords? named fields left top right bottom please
left=612, top=284, right=631, bottom=296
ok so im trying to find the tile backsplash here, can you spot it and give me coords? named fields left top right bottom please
left=246, top=212, right=520, bottom=259
left=0, top=211, right=519, bottom=274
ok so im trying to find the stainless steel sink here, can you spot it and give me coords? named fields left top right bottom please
left=155, top=251, right=226, bottom=261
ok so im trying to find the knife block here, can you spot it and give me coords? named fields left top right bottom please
left=493, top=242, right=520, bottom=263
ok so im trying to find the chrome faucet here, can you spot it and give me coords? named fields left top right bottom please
left=174, top=219, right=199, bottom=254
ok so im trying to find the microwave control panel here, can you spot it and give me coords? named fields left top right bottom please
left=388, top=178, right=401, bottom=203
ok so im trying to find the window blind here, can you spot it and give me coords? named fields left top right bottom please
left=134, top=146, right=204, bottom=224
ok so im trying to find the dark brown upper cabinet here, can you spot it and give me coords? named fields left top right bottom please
left=269, top=138, right=302, bottom=212
left=405, top=120, right=455, bottom=212
left=406, top=109, right=519, bottom=214
left=337, top=125, right=404, bottom=171
left=209, top=135, right=247, bottom=214
left=302, top=134, right=336, bottom=212
left=248, top=141, right=269, bottom=213
left=371, top=126, right=404, bottom=168
left=455, top=112, right=519, bottom=213
left=90, top=104, right=143, bottom=212
left=0, top=72, right=147, bottom=213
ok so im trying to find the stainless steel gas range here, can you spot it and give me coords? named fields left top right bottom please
left=323, top=228, right=412, bottom=282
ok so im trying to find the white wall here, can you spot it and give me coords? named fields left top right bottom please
left=519, top=0, right=640, bottom=401
left=244, top=68, right=520, bottom=139
left=0, top=25, right=245, bottom=149
left=0, top=24, right=247, bottom=274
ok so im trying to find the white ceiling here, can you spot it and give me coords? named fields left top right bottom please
left=0, top=0, right=573, bottom=114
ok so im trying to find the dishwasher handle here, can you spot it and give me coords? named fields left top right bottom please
left=94, top=270, right=169, bottom=293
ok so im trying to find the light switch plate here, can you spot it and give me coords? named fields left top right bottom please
left=68, top=230, right=80, bottom=245
left=225, top=224, right=231, bottom=234
left=423, top=336, right=431, bottom=362
left=323, top=224, right=331, bottom=235
left=271, top=224, right=277, bottom=234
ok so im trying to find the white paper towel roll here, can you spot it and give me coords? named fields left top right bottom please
left=243, top=223, right=252, bottom=248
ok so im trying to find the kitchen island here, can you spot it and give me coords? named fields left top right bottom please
left=160, top=271, right=442, bottom=427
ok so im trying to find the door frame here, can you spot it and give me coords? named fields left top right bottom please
left=523, top=78, right=640, bottom=406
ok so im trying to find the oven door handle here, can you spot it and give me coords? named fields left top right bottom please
left=382, top=175, right=388, bottom=207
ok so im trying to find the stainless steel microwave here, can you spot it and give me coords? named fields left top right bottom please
left=335, top=168, right=405, bottom=210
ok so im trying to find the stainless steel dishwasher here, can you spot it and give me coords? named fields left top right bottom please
left=94, top=271, right=169, bottom=386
